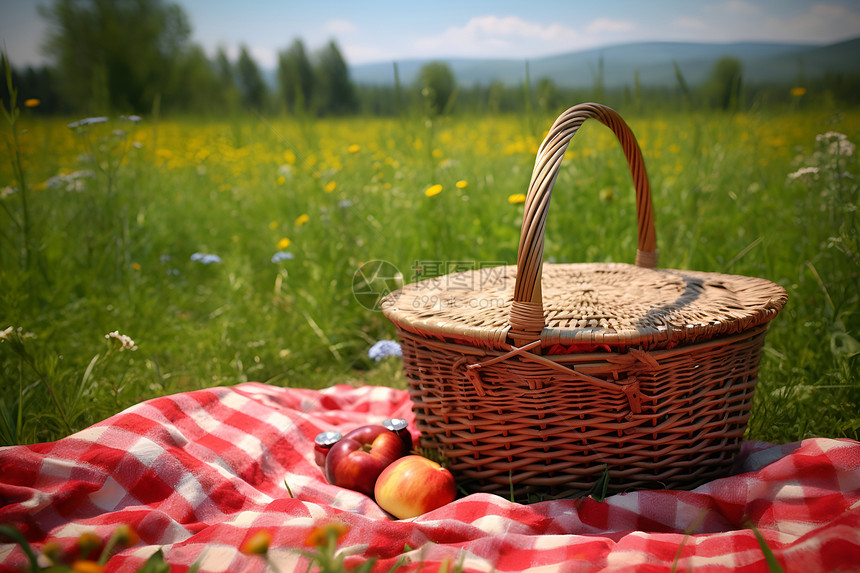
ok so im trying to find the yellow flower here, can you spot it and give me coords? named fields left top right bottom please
left=277, top=175, right=286, bottom=185
left=791, top=86, right=807, bottom=97
left=348, top=144, right=361, bottom=153
left=284, top=149, right=296, bottom=164
left=295, top=213, right=309, bottom=226
left=507, top=193, right=526, bottom=204
left=71, top=560, right=105, bottom=573
left=277, top=238, right=291, bottom=250
left=240, top=529, right=272, bottom=555
left=269, top=221, right=278, bottom=230
left=41, top=541, right=62, bottom=564
left=77, top=532, right=101, bottom=557
left=455, top=180, right=468, bottom=189
left=324, top=181, right=337, bottom=193
left=425, top=184, right=443, bottom=197
left=24, top=98, right=40, bottom=108
left=304, top=521, right=349, bottom=548
left=131, top=262, right=141, bottom=271
left=114, top=524, right=139, bottom=547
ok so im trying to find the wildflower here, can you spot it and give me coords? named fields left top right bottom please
left=191, top=252, right=222, bottom=264
left=277, top=175, right=286, bottom=185
left=67, top=117, right=109, bottom=129
left=41, top=541, right=62, bottom=564
left=791, top=87, right=806, bottom=97
left=1, top=186, right=16, bottom=199
left=0, top=326, right=14, bottom=342
left=425, top=184, right=443, bottom=197
left=278, top=164, right=293, bottom=179
left=277, top=238, right=291, bottom=250
left=77, top=532, right=102, bottom=559
left=113, top=524, right=139, bottom=547
left=269, top=221, right=279, bottom=230
left=295, top=213, right=310, bottom=226
left=304, top=521, right=349, bottom=548
left=788, top=166, right=819, bottom=180
left=271, top=251, right=294, bottom=263
left=348, top=144, right=361, bottom=153
left=324, top=181, right=337, bottom=193
left=241, top=530, right=272, bottom=555
left=508, top=193, right=526, bottom=204
left=131, top=262, right=141, bottom=271
left=71, top=560, right=105, bottom=573
left=455, top=180, right=468, bottom=189
left=44, top=170, right=94, bottom=192
left=24, top=98, right=40, bottom=108
left=368, top=340, right=402, bottom=361
left=105, top=331, right=137, bottom=351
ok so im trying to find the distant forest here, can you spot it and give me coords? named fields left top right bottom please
left=3, top=0, right=860, bottom=117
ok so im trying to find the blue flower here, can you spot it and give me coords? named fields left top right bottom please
left=368, top=340, right=402, bottom=361
left=67, top=116, right=109, bottom=128
left=271, top=251, right=295, bottom=263
left=191, top=252, right=221, bottom=264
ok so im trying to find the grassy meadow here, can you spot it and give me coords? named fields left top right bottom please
left=1, top=104, right=858, bottom=446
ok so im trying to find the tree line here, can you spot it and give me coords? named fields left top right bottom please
left=3, top=0, right=859, bottom=118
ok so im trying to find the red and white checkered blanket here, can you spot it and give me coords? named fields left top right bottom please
left=1, top=382, right=859, bottom=572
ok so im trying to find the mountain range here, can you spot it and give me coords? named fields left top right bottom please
left=348, top=36, right=860, bottom=89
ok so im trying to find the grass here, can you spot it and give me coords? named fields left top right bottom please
left=1, top=104, right=858, bottom=446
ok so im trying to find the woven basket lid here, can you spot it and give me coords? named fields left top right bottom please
left=381, top=262, right=787, bottom=351
left=381, top=103, right=787, bottom=351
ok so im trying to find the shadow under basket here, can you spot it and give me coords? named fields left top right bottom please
left=381, top=103, right=787, bottom=501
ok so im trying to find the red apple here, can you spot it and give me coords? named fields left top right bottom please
left=324, top=424, right=408, bottom=497
left=374, top=455, right=457, bottom=519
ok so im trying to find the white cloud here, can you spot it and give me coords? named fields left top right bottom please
left=764, top=3, right=860, bottom=43
left=412, top=14, right=643, bottom=59
left=413, top=15, right=580, bottom=57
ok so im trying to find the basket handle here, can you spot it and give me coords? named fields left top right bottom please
left=509, top=103, right=658, bottom=345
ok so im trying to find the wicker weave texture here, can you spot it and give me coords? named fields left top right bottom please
left=400, top=324, right=769, bottom=500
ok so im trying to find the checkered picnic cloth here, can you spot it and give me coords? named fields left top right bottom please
left=1, top=382, right=859, bottom=572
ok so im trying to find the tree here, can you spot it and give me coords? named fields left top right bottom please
left=313, top=41, right=356, bottom=115
left=705, top=57, right=743, bottom=111
left=236, top=45, right=267, bottom=110
left=418, top=61, right=455, bottom=115
left=39, top=0, right=192, bottom=113
left=277, top=39, right=314, bottom=114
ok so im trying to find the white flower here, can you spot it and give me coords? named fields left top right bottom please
left=788, top=166, right=820, bottom=180
left=0, top=326, right=14, bottom=342
left=105, top=330, right=138, bottom=351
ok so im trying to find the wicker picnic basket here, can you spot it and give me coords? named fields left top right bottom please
left=380, top=103, right=787, bottom=500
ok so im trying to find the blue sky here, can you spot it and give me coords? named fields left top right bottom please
left=2, top=0, right=860, bottom=69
